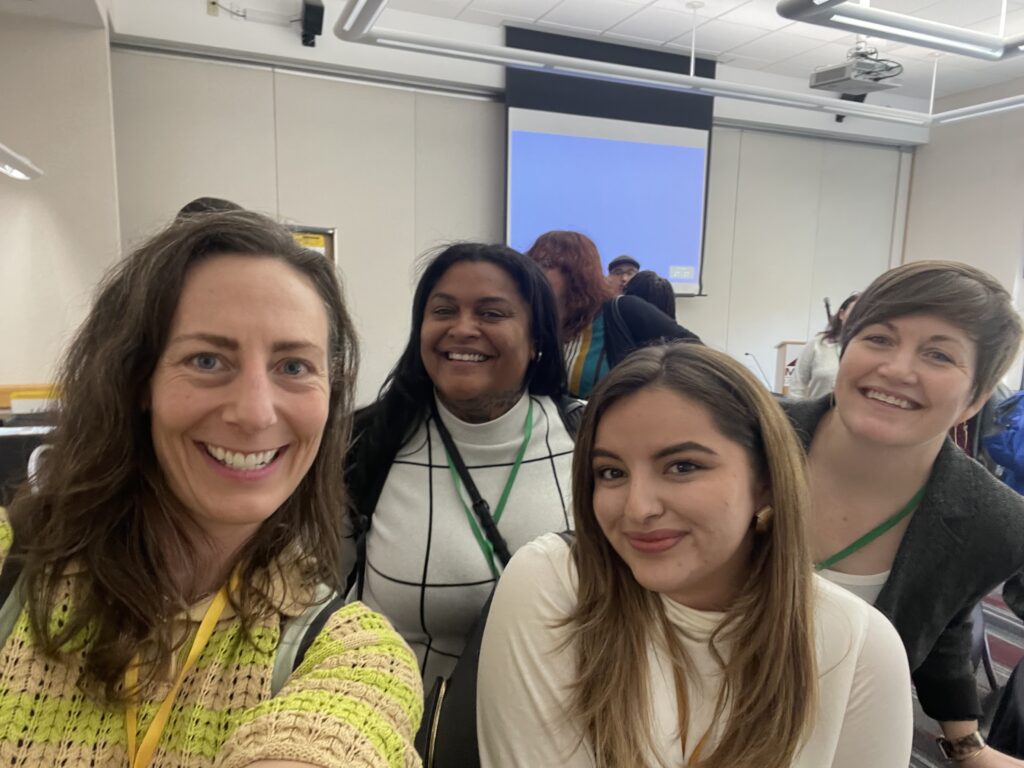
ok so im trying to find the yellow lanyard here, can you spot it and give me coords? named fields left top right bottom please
left=124, top=578, right=233, bottom=768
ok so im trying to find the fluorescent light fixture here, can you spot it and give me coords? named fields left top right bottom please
left=829, top=14, right=1001, bottom=56
left=341, top=0, right=369, bottom=33
left=0, top=142, right=43, bottom=181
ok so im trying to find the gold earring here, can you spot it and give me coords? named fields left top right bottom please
left=754, top=505, right=773, bottom=533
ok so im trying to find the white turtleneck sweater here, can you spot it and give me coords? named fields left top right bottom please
left=478, top=533, right=913, bottom=768
left=354, top=394, right=575, bottom=683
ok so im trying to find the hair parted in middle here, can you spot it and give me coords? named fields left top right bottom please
left=566, top=342, right=817, bottom=768
left=526, top=230, right=614, bottom=339
left=9, top=209, right=358, bottom=702
left=352, top=242, right=567, bottom=495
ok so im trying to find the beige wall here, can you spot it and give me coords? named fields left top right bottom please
left=904, top=77, right=1024, bottom=293
left=680, top=127, right=904, bottom=385
left=112, top=51, right=910, bottom=394
left=0, top=13, right=120, bottom=384
left=111, top=50, right=505, bottom=403
left=903, top=77, right=1024, bottom=387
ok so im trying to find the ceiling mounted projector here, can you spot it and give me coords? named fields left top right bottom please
left=809, top=46, right=903, bottom=96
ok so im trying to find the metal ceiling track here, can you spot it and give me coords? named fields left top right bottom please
left=777, top=0, right=1024, bottom=62
left=334, top=0, right=1024, bottom=128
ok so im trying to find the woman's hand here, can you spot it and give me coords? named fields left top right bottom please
left=961, top=746, right=1024, bottom=767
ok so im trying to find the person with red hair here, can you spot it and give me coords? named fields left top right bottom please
left=526, top=230, right=700, bottom=398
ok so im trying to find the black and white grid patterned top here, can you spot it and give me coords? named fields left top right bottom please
left=354, top=393, right=575, bottom=683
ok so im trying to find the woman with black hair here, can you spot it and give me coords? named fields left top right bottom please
left=790, top=293, right=858, bottom=400
left=623, top=269, right=677, bottom=320
left=345, top=243, right=577, bottom=683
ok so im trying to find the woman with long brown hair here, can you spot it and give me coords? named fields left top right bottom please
left=477, top=343, right=912, bottom=767
left=526, top=231, right=700, bottom=398
left=0, top=210, right=421, bottom=767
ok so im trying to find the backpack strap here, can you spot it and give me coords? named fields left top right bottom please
left=555, top=394, right=585, bottom=439
left=271, top=582, right=339, bottom=697
left=608, top=295, right=637, bottom=348
left=0, top=550, right=24, bottom=651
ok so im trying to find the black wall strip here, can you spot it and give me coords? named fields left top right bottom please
left=505, top=26, right=715, bottom=130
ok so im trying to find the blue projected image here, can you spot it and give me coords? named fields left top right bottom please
left=508, top=129, right=707, bottom=293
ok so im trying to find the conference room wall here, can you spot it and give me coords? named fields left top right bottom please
left=903, top=76, right=1024, bottom=389
left=904, top=76, right=1024, bottom=294
left=111, top=50, right=904, bottom=399
left=112, top=50, right=505, bottom=403
left=680, top=127, right=903, bottom=386
left=0, top=13, right=121, bottom=385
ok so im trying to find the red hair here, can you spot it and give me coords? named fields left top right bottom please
left=526, top=231, right=613, bottom=340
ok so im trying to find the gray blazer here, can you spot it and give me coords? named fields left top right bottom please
left=785, top=395, right=1024, bottom=721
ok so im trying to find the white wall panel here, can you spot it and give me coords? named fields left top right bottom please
left=274, top=73, right=417, bottom=405
left=0, top=14, right=120, bottom=384
left=683, top=127, right=902, bottom=386
left=111, top=51, right=278, bottom=248
left=727, top=130, right=823, bottom=386
left=413, top=92, right=506, bottom=255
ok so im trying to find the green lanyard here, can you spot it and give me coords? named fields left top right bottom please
left=815, top=484, right=927, bottom=572
left=443, top=399, right=534, bottom=579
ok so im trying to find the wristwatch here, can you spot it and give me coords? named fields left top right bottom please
left=936, top=731, right=986, bottom=762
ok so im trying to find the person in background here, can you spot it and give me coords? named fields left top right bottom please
left=606, top=254, right=640, bottom=295
left=790, top=292, right=858, bottom=399
left=526, top=230, right=700, bottom=399
left=345, top=243, right=577, bottom=684
left=784, top=261, right=1024, bottom=768
left=0, top=210, right=421, bottom=767
left=623, top=269, right=677, bottom=320
left=478, top=343, right=913, bottom=768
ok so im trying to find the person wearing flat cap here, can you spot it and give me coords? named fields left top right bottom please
left=606, top=254, right=639, bottom=295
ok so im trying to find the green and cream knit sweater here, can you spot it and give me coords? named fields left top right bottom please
left=0, top=515, right=423, bottom=767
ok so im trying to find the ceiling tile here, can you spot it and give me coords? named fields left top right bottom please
left=467, top=0, right=559, bottom=18
left=870, top=0, right=945, bottom=13
left=539, top=0, right=645, bottom=32
left=781, top=41, right=860, bottom=71
left=725, top=28, right=828, bottom=59
left=760, top=58, right=817, bottom=78
left=667, top=17, right=770, bottom=52
left=389, top=0, right=469, bottom=17
left=717, top=52, right=774, bottom=69
left=971, top=7, right=1024, bottom=34
left=715, top=1, right=793, bottom=31
left=784, top=21, right=856, bottom=42
left=457, top=7, right=523, bottom=24
left=914, top=0, right=1003, bottom=28
left=652, top=0, right=750, bottom=18
left=606, top=6, right=704, bottom=43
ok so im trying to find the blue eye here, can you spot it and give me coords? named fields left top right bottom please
left=191, top=353, right=220, bottom=371
left=279, top=359, right=310, bottom=376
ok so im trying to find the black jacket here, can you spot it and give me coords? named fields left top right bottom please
left=784, top=395, right=1024, bottom=721
left=601, top=295, right=700, bottom=367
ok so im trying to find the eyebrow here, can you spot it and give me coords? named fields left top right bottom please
left=167, top=332, right=324, bottom=355
left=873, top=322, right=968, bottom=348
left=592, top=441, right=718, bottom=461
left=429, top=292, right=515, bottom=305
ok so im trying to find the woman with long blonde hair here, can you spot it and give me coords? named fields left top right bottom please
left=477, top=343, right=912, bottom=767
